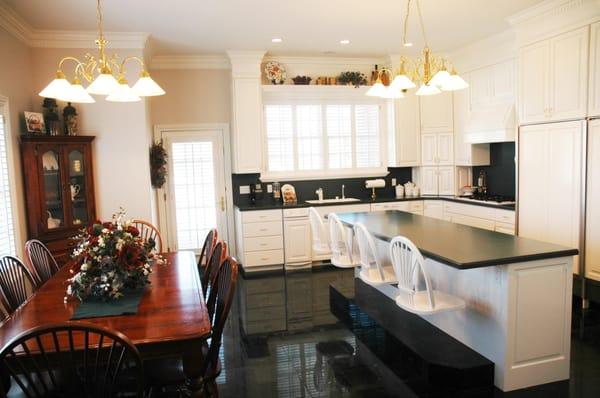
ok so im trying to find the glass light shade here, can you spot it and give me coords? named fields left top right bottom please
left=429, top=69, right=451, bottom=87
left=86, top=73, right=120, bottom=95
left=366, top=81, right=387, bottom=97
left=106, top=81, right=141, bottom=102
left=390, top=74, right=416, bottom=90
left=39, top=72, right=72, bottom=99
left=382, top=87, right=405, bottom=99
left=415, top=83, right=441, bottom=96
left=58, top=81, right=96, bottom=103
left=132, top=73, right=165, bottom=97
left=441, top=74, right=469, bottom=91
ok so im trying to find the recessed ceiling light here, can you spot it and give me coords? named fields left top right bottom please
left=340, top=39, right=350, bottom=45
left=272, top=38, right=283, bottom=43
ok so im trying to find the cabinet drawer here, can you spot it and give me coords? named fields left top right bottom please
left=243, top=221, right=282, bottom=237
left=495, top=222, right=515, bottom=235
left=444, top=202, right=495, bottom=219
left=495, top=209, right=515, bottom=224
left=242, top=209, right=282, bottom=223
left=244, top=249, right=284, bottom=267
left=244, top=236, right=283, bottom=251
left=409, top=201, right=424, bottom=211
left=450, top=214, right=496, bottom=231
left=283, top=208, right=309, bottom=218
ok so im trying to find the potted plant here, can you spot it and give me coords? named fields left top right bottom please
left=337, top=71, right=368, bottom=88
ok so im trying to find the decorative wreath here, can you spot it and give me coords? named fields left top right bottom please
left=149, top=141, right=168, bottom=189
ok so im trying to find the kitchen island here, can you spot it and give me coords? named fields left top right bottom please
left=337, top=210, right=578, bottom=392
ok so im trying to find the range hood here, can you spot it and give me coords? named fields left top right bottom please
left=465, top=103, right=516, bottom=144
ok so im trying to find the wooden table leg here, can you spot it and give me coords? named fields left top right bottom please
left=182, top=338, right=206, bottom=397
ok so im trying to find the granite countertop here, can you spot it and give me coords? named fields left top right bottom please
left=234, top=195, right=516, bottom=211
left=337, top=211, right=578, bottom=269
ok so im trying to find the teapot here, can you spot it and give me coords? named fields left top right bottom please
left=47, top=211, right=61, bottom=229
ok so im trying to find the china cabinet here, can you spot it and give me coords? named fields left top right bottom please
left=20, top=135, right=96, bottom=264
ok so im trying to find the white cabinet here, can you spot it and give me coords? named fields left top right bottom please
left=228, top=51, right=266, bottom=173
left=519, top=27, right=589, bottom=124
left=518, top=121, right=583, bottom=274
left=235, top=208, right=284, bottom=269
left=589, top=22, right=600, bottom=117
left=444, top=201, right=514, bottom=233
left=370, top=201, right=423, bottom=215
left=421, top=132, right=453, bottom=166
left=586, top=120, right=600, bottom=281
left=420, top=91, right=453, bottom=133
left=389, top=94, right=420, bottom=167
left=423, top=200, right=444, bottom=219
left=283, top=219, right=312, bottom=265
left=438, top=167, right=455, bottom=195
left=419, top=166, right=455, bottom=196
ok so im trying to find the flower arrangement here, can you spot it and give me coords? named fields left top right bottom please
left=65, top=209, right=164, bottom=302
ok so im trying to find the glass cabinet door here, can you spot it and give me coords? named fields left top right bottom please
left=41, top=149, right=65, bottom=230
left=67, top=149, right=89, bottom=227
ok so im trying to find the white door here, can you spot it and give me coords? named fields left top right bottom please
left=437, top=133, right=454, bottom=165
left=284, top=219, right=312, bottom=265
left=438, top=166, right=455, bottom=195
left=161, top=129, right=227, bottom=253
left=519, top=40, right=550, bottom=124
left=590, top=22, right=600, bottom=117
left=586, top=120, right=600, bottom=280
left=393, top=94, right=421, bottom=167
left=420, top=167, right=439, bottom=195
left=549, top=26, right=589, bottom=121
left=421, top=133, right=437, bottom=165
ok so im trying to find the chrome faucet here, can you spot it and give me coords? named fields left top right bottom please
left=341, top=184, right=345, bottom=199
left=316, top=188, right=324, bottom=201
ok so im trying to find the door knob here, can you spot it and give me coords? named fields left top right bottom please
left=220, top=196, right=225, bottom=211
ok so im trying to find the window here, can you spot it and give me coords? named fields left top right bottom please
left=0, top=101, right=16, bottom=255
left=263, top=92, right=386, bottom=179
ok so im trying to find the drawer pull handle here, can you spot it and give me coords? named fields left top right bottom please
left=260, top=257, right=269, bottom=261
left=260, top=243, right=268, bottom=246
left=259, top=228, right=268, bottom=232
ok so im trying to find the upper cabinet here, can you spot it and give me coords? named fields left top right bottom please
left=420, top=91, right=453, bottom=133
left=590, top=22, right=600, bottom=117
left=519, top=26, right=589, bottom=124
left=228, top=51, right=266, bottom=173
left=421, top=132, right=453, bottom=166
left=389, top=94, right=420, bottom=167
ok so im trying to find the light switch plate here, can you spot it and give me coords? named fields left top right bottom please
left=267, top=184, right=273, bottom=193
left=239, top=185, right=250, bottom=194
left=391, top=178, right=397, bottom=186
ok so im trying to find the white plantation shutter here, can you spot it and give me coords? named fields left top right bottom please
left=355, top=104, right=381, bottom=168
left=265, top=105, right=294, bottom=171
left=296, top=105, right=322, bottom=170
left=0, top=112, right=16, bottom=255
left=326, top=105, right=353, bottom=169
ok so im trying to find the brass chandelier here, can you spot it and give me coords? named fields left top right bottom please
left=39, top=0, right=165, bottom=103
left=366, top=0, right=468, bottom=98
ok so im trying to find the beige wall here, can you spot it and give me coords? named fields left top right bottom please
left=29, top=48, right=155, bottom=221
left=0, top=27, right=33, bottom=255
left=149, top=69, right=231, bottom=126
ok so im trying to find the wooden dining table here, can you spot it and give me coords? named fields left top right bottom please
left=0, top=251, right=212, bottom=394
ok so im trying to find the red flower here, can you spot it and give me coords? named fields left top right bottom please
left=127, top=225, right=140, bottom=237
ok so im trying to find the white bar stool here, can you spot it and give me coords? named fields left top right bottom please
left=389, top=236, right=465, bottom=315
left=328, top=213, right=358, bottom=268
left=309, top=207, right=330, bottom=255
left=354, top=223, right=397, bottom=286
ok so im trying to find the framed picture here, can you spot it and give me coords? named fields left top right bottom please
left=24, top=111, right=45, bottom=134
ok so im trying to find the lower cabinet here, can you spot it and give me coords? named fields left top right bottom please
left=283, top=210, right=312, bottom=267
left=234, top=208, right=284, bottom=270
left=443, top=201, right=515, bottom=234
left=371, top=201, right=423, bottom=215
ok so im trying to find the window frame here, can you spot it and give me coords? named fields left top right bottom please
left=261, top=87, right=389, bottom=181
left=0, top=95, right=22, bottom=257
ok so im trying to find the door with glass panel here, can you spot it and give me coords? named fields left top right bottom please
left=162, top=130, right=227, bottom=253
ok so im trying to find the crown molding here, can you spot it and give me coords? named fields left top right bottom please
left=0, top=1, right=148, bottom=49
left=150, top=54, right=230, bottom=70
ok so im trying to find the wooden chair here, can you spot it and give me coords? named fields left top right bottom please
left=24, top=239, right=60, bottom=288
left=131, top=219, right=163, bottom=252
left=309, top=207, right=330, bottom=255
left=390, top=236, right=465, bottom=315
left=202, top=241, right=228, bottom=303
left=0, top=322, right=144, bottom=397
left=198, top=229, right=218, bottom=271
left=0, top=256, right=35, bottom=314
left=354, top=223, right=397, bottom=286
left=328, top=213, right=358, bottom=268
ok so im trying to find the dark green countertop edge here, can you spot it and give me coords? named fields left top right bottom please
left=234, top=195, right=516, bottom=212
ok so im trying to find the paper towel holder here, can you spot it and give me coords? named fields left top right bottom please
left=365, top=179, right=385, bottom=200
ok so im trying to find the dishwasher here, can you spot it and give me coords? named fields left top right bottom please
left=283, top=208, right=313, bottom=270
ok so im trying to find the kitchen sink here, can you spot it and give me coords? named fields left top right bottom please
left=305, top=198, right=361, bottom=204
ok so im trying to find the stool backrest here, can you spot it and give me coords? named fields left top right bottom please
left=309, top=207, right=328, bottom=251
left=328, top=213, right=348, bottom=259
left=353, top=223, right=385, bottom=281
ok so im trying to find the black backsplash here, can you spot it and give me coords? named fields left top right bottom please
left=232, top=167, right=413, bottom=206
left=472, top=142, right=516, bottom=198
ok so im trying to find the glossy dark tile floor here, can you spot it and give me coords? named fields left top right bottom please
left=213, top=268, right=600, bottom=398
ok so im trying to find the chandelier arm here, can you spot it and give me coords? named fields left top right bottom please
left=402, top=0, right=412, bottom=46
left=56, top=56, right=90, bottom=82
left=118, top=56, right=147, bottom=76
left=415, top=0, right=428, bottom=47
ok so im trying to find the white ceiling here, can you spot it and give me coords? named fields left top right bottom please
left=5, top=0, right=544, bottom=56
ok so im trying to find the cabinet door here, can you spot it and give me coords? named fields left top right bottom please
left=284, top=219, right=312, bottom=265
left=423, top=201, right=444, bottom=219
left=392, top=94, right=421, bottom=166
left=232, top=78, right=263, bottom=173
left=491, top=60, right=516, bottom=101
left=549, top=26, right=589, bottom=121
left=65, top=146, right=93, bottom=228
left=420, top=92, right=453, bottom=133
left=519, top=40, right=550, bottom=124
left=586, top=120, right=600, bottom=280
left=436, top=133, right=454, bottom=165
left=438, top=166, right=455, bottom=196
left=453, top=82, right=471, bottom=165
left=38, top=145, right=67, bottom=232
left=421, top=133, right=437, bottom=166
left=469, top=68, right=491, bottom=109
left=420, top=167, right=439, bottom=195
left=588, top=22, right=600, bottom=117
